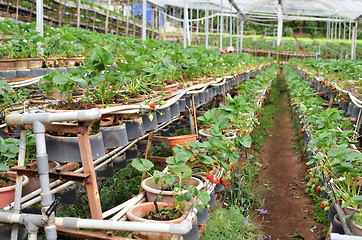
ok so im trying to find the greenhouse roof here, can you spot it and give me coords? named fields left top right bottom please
left=149, top=0, right=362, bottom=21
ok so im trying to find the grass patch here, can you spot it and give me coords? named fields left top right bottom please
left=200, top=206, right=264, bottom=240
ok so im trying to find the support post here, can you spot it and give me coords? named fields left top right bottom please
left=142, top=0, right=147, bottom=42
left=338, top=20, right=341, bottom=43
left=78, top=123, right=103, bottom=220
left=205, top=0, right=209, bottom=49
left=139, top=131, right=154, bottom=193
left=351, top=22, right=357, bottom=60
left=77, top=0, right=81, bottom=29
left=183, top=0, right=189, bottom=48
left=276, top=0, right=283, bottom=47
left=327, top=21, right=330, bottom=39
left=189, top=8, right=192, bottom=43
left=236, top=16, right=239, bottom=52
left=229, top=5, right=233, bottom=47
left=11, top=129, right=27, bottom=240
left=15, top=0, right=19, bottom=20
left=331, top=19, right=334, bottom=39
left=219, top=0, right=223, bottom=52
left=334, top=20, right=337, bottom=41
left=211, top=10, right=214, bottom=33
left=349, top=22, right=351, bottom=43
left=36, top=0, right=44, bottom=36
left=196, top=8, right=199, bottom=35
left=240, top=16, right=244, bottom=52
left=105, top=0, right=110, bottom=34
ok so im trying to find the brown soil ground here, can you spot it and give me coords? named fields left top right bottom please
left=257, top=92, right=326, bottom=240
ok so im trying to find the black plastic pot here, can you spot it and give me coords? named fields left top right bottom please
left=182, top=216, right=199, bottom=240
left=0, top=70, right=16, bottom=79
left=100, top=123, right=128, bottom=149
left=197, top=206, right=209, bottom=224
left=179, top=99, right=186, bottom=112
left=0, top=223, right=26, bottom=240
left=55, top=186, right=78, bottom=207
left=156, top=107, right=171, bottom=124
left=96, top=164, right=114, bottom=180
left=347, top=103, right=354, bottom=116
left=45, top=132, right=105, bottom=162
left=170, top=102, right=180, bottom=117
left=208, top=190, right=216, bottom=207
left=141, top=113, right=158, bottom=132
left=124, top=118, right=144, bottom=140
left=125, top=145, right=138, bottom=161
left=113, top=153, right=127, bottom=170
left=352, top=106, right=361, bottom=119
left=332, top=214, right=345, bottom=234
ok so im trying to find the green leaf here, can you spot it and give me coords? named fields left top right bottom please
left=53, top=74, right=68, bottom=85
left=199, top=190, right=211, bottom=205
left=0, top=163, right=9, bottom=171
left=131, top=158, right=154, bottom=172
left=239, top=133, right=252, bottom=148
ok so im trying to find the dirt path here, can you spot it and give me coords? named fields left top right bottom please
left=257, top=91, right=326, bottom=240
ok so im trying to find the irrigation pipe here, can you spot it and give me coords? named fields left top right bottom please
left=6, top=116, right=180, bottom=210
left=8, top=76, right=42, bottom=88
left=0, top=212, right=193, bottom=235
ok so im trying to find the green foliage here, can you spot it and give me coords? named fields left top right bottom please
left=59, top=164, right=142, bottom=218
left=200, top=206, right=263, bottom=240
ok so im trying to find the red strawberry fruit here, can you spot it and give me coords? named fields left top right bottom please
left=317, top=186, right=321, bottom=194
left=221, top=177, right=227, bottom=187
left=149, top=102, right=156, bottom=109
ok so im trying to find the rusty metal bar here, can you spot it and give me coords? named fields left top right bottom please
left=77, top=123, right=103, bottom=220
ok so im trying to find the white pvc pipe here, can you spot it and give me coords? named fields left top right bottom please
left=103, top=192, right=145, bottom=219
left=219, top=0, right=223, bottom=52
left=183, top=0, right=188, bottom=48
left=205, top=0, right=209, bottom=49
left=276, top=3, right=283, bottom=47
left=36, top=0, right=43, bottom=37
left=0, top=212, right=192, bottom=235
left=240, top=17, right=244, bottom=52
left=142, top=0, right=147, bottom=42
left=330, top=234, right=362, bottom=240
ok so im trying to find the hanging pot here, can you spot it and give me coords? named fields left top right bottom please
left=0, top=172, right=29, bottom=209
left=208, top=190, right=216, bottom=207
left=124, top=117, right=144, bottom=140
left=14, top=59, right=29, bottom=70
left=352, top=106, right=361, bottom=119
left=100, top=123, right=128, bottom=149
left=170, top=102, right=180, bottom=117
left=196, top=205, right=209, bottom=224
left=183, top=215, right=199, bottom=240
left=332, top=214, right=345, bottom=234
left=178, top=99, right=186, bottom=112
left=214, top=183, right=224, bottom=193
left=141, top=113, right=158, bottom=132
left=45, top=132, right=105, bottom=162
left=126, top=145, right=138, bottom=161
left=141, top=176, right=203, bottom=204
left=168, top=134, right=197, bottom=149
left=28, top=58, right=43, bottom=69
left=350, top=220, right=362, bottom=236
left=0, top=59, right=15, bottom=71
left=126, top=202, right=187, bottom=240
left=96, top=163, right=114, bottom=180
left=193, top=94, right=200, bottom=107
left=156, top=107, right=171, bottom=124
left=113, top=153, right=127, bottom=170
left=347, top=103, right=354, bottom=116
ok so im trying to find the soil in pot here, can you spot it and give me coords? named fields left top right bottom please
left=145, top=205, right=183, bottom=221
left=47, top=100, right=96, bottom=111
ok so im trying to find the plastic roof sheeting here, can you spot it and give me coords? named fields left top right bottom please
left=149, top=0, right=362, bottom=21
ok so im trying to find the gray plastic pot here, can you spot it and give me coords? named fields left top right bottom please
left=347, top=103, right=354, bottom=116
left=178, top=99, right=186, bottom=112
left=193, top=94, right=200, bottom=106
left=100, top=123, right=128, bottom=149
left=342, top=101, right=349, bottom=112
left=113, top=153, right=127, bottom=170
left=170, top=102, right=180, bottom=117
left=141, top=113, right=158, bottom=132
left=156, top=107, right=172, bottom=124
left=352, top=106, right=361, bottom=119
left=126, top=145, right=138, bottom=161
left=124, top=117, right=144, bottom=140
left=46, top=132, right=105, bottom=162
left=182, top=216, right=199, bottom=240
left=197, top=206, right=209, bottom=224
